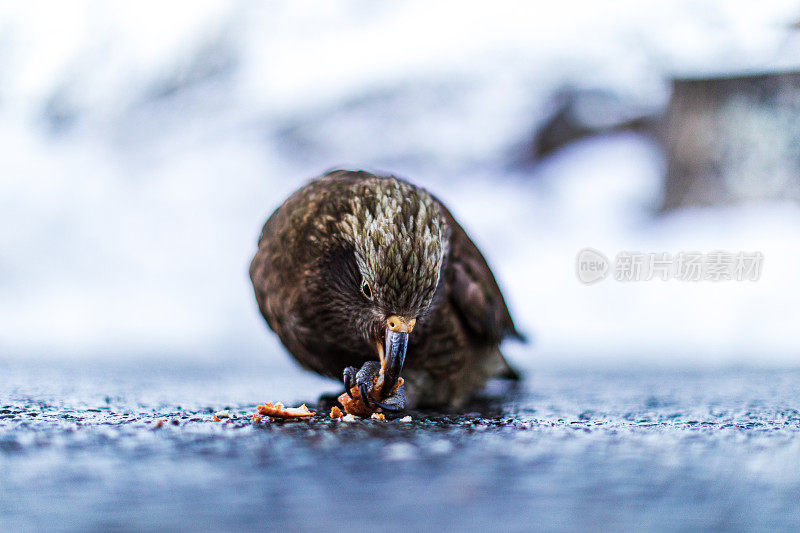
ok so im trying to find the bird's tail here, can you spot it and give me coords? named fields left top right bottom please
left=496, top=353, right=521, bottom=381
left=488, top=348, right=522, bottom=381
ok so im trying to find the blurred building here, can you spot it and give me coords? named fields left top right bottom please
left=663, top=70, right=800, bottom=210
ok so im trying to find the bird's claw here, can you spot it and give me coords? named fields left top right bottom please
left=343, top=366, right=357, bottom=399
left=359, top=382, right=373, bottom=410
left=369, top=383, right=407, bottom=412
left=355, top=361, right=381, bottom=410
left=342, top=361, right=407, bottom=414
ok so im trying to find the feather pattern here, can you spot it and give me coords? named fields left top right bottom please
left=250, top=170, right=522, bottom=408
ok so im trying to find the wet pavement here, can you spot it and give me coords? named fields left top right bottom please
left=2, top=358, right=800, bottom=531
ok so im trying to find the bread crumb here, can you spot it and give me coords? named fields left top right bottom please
left=342, top=414, right=358, bottom=422
left=214, top=410, right=230, bottom=419
left=399, top=416, right=412, bottom=422
left=212, top=416, right=220, bottom=422
left=371, top=412, right=386, bottom=421
left=330, top=406, right=343, bottom=419
left=252, top=415, right=263, bottom=422
left=256, top=401, right=315, bottom=419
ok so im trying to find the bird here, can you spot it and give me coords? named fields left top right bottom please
left=249, top=169, right=523, bottom=411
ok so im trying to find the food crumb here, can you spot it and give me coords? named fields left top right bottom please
left=212, top=416, right=221, bottom=422
left=371, top=412, right=386, bottom=421
left=252, top=415, right=263, bottom=422
left=330, top=406, right=343, bottom=419
left=342, top=414, right=358, bottom=422
left=256, top=402, right=315, bottom=419
left=214, top=410, right=230, bottom=419
left=399, top=416, right=413, bottom=423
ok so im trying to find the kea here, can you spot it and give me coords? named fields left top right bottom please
left=249, top=170, right=523, bottom=412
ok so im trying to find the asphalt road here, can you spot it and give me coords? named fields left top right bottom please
left=2, top=358, right=800, bottom=532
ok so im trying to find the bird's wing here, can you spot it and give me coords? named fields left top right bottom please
left=436, top=201, right=524, bottom=344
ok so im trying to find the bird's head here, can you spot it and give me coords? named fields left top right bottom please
left=317, top=176, right=449, bottom=392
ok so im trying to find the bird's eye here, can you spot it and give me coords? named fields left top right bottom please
left=360, top=279, right=373, bottom=300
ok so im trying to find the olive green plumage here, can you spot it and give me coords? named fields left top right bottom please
left=249, top=170, right=521, bottom=408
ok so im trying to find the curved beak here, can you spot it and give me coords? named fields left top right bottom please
left=380, top=315, right=415, bottom=397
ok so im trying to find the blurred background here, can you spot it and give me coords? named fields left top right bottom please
left=2, top=0, right=800, bottom=372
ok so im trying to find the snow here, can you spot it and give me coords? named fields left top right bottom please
left=1, top=1, right=799, bottom=366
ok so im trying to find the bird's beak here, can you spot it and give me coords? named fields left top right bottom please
left=380, top=315, right=416, bottom=397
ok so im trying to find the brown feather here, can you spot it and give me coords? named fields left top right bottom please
left=249, top=170, right=522, bottom=408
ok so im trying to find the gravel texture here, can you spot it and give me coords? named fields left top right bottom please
left=2, top=358, right=800, bottom=531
